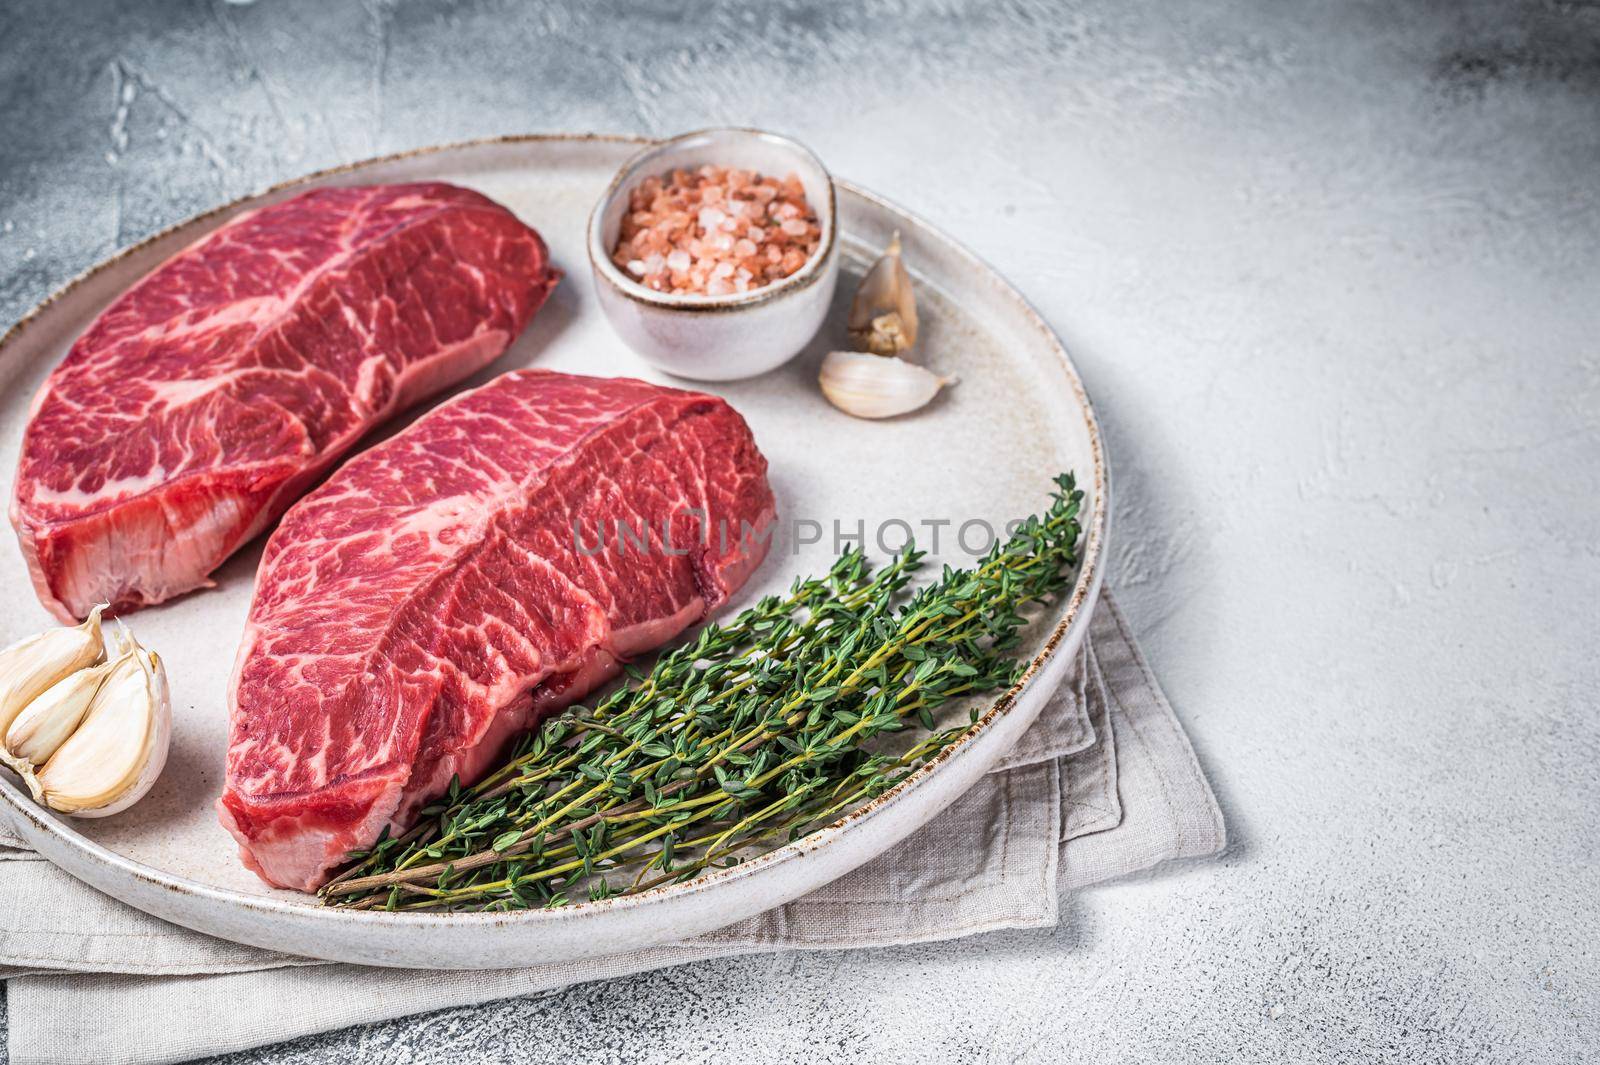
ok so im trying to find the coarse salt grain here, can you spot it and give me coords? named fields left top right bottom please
left=612, top=164, right=822, bottom=295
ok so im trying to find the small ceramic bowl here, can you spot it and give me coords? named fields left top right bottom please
left=588, top=128, right=840, bottom=382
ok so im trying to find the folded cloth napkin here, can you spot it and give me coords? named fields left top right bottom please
left=0, top=592, right=1223, bottom=1065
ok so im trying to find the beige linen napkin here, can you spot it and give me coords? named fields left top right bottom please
left=0, top=593, right=1223, bottom=1065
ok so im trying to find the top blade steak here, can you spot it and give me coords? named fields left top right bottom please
left=10, top=183, right=559, bottom=622
left=219, top=370, right=777, bottom=891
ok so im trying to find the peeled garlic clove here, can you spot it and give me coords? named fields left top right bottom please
left=3, top=656, right=117, bottom=769
left=0, top=605, right=106, bottom=736
left=30, top=639, right=169, bottom=818
left=819, top=350, right=955, bottom=420
left=848, top=232, right=919, bottom=356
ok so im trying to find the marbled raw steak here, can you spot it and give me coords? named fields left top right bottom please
left=11, top=183, right=558, bottom=621
left=219, top=370, right=776, bottom=891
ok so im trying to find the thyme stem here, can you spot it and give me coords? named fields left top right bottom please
left=322, top=474, right=1082, bottom=912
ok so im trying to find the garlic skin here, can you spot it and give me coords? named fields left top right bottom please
left=24, top=638, right=170, bottom=818
left=819, top=350, right=955, bottom=420
left=0, top=605, right=105, bottom=737
left=2, top=656, right=116, bottom=769
left=848, top=232, right=919, bottom=357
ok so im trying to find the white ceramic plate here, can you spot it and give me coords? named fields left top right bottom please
left=0, top=135, right=1106, bottom=969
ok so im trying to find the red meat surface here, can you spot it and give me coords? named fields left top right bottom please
left=219, top=370, right=776, bottom=891
left=11, top=183, right=558, bottom=621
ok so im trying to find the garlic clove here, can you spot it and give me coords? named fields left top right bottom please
left=29, top=638, right=169, bottom=818
left=0, top=605, right=106, bottom=736
left=3, top=656, right=118, bottom=769
left=819, top=350, right=955, bottom=420
left=848, top=232, right=919, bottom=356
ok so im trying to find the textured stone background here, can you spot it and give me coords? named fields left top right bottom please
left=2, top=0, right=1598, bottom=1061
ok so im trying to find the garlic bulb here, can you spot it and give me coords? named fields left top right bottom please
left=23, top=635, right=169, bottom=818
left=1, top=617, right=169, bottom=815
left=848, top=232, right=919, bottom=356
left=0, top=606, right=104, bottom=736
left=819, top=350, right=955, bottom=420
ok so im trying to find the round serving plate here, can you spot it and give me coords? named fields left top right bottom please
left=0, top=134, right=1106, bottom=969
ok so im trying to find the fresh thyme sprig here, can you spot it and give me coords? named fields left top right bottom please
left=321, top=473, right=1083, bottom=913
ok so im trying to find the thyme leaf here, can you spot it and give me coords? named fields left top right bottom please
left=320, top=474, right=1082, bottom=912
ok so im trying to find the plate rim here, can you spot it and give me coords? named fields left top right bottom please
left=0, top=132, right=1109, bottom=938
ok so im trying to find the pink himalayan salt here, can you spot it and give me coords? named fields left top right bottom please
left=612, top=164, right=822, bottom=295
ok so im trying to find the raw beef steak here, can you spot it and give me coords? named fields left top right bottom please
left=219, top=370, right=776, bottom=891
left=11, top=183, right=559, bottom=623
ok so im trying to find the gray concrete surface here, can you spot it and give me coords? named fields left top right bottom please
left=2, top=0, right=1597, bottom=1061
